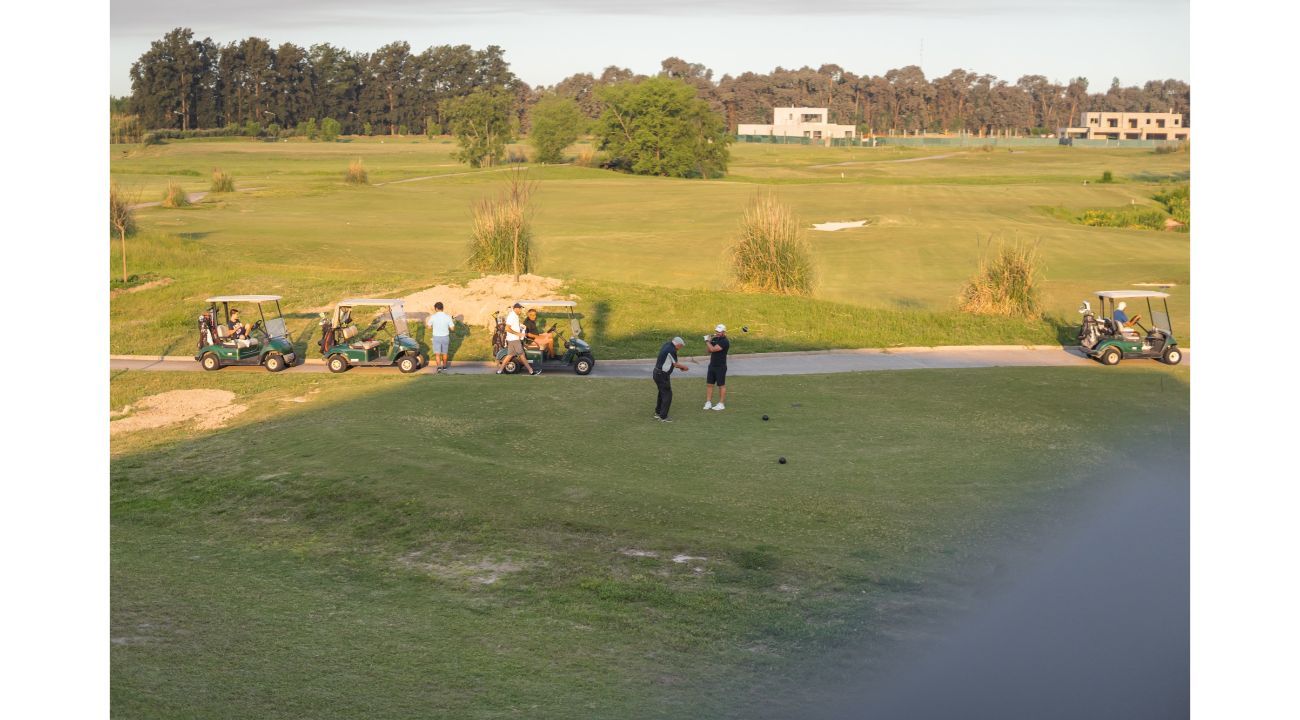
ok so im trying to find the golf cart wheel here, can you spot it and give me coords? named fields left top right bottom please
left=1162, top=347, right=1183, bottom=365
left=398, top=355, right=419, bottom=374
left=327, top=355, right=349, bottom=374
left=574, top=356, right=594, bottom=375
left=263, top=353, right=286, bottom=373
left=1099, top=347, right=1122, bottom=366
left=504, top=360, right=520, bottom=374
left=200, top=352, right=221, bottom=371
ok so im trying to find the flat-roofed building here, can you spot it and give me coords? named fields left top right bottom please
left=738, top=107, right=858, bottom=145
left=1060, top=111, right=1189, bottom=141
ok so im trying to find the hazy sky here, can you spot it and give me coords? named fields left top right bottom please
left=110, top=1, right=1189, bottom=96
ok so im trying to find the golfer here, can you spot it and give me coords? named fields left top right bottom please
left=703, top=324, right=729, bottom=411
left=228, top=309, right=248, bottom=339
left=425, top=301, right=455, bottom=372
left=652, top=337, right=688, bottom=422
left=497, top=302, right=540, bottom=376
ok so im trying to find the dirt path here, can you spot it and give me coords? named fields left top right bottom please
left=809, top=152, right=965, bottom=170
left=128, top=186, right=267, bottom=210
left=110, top=345, right=1186, bottom=378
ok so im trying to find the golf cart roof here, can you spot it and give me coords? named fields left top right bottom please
left=1096, top=290, right=1170, bottom=299
left=337, top=298, right=405, bottom=307
left=206, top=295, right=282, bottom=303
left=517, top=300, right=576, bottom=308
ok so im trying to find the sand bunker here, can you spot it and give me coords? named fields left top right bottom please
left=812, top=220, right=869, bottom=232
left=110, top=389, right=247, bottom=436
left=402, top=274, right=570, bottom=328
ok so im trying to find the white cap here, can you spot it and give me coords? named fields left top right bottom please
left=671, top=336, right=685, bottom=346
left=715, top=324, right=726, bottom=333
left=1117, top=301, right=1127, bottom=311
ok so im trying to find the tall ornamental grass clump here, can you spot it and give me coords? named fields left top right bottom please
left=730, top=192, right=815, bottom=295
left=345, top=158, right=369, bottom=185
left=210, top=168, right=235, bottom=193
left=959, top=239, right=1042, bottom=316
left=468, top=170, right=535, bottom=279
left=161, top=182, right=191, bottom=208
left=110, top=183, right=138, bottom=283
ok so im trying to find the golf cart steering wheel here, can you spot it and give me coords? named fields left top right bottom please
left=546, top=323, right=558, bottom=334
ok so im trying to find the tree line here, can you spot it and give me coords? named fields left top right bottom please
left=127, top=28, right=1190, bottom=137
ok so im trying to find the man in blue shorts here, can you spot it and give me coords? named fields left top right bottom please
left=425, top=301, right=455, bottom=372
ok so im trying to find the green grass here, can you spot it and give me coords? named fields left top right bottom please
left=111, top=365, right=1189, bottom=718
left=110, top=139, right=1190, bottom=355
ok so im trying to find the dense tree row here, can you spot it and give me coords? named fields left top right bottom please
left=550, top=59, right=1191, bottom=135
left=128, top=29, right=1190, bottom=137
left=129, top=29, right=521, bottom=134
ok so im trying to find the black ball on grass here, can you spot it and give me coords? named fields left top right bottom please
left=778, top=456, right=787, bottom=464
left=762, top=414, right=769, bottom=421
left=742, top=326, right=749, bottom=332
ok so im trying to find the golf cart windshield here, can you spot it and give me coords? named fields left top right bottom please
left=389, top=305, right=409, bottom=336
left=519, top=300, right=580, bottom=337
left=264, top=316, right=288, bottom=338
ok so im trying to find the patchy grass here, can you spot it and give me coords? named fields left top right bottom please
left=112, top=365, right=1189, bottom=719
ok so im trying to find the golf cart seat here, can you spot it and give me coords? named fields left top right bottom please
left=339, top=324, right=380, bottom=351
left=215, top=324, right=259, bottom=349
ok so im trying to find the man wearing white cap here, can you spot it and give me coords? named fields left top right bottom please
left=703, top=324, right=730, bottom=411
left=652, top=336, right=688, bottom=422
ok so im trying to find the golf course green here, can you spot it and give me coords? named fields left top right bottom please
left=111, top=365, right=1189, bottom=718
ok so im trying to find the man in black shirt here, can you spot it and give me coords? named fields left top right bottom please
left=653, top=336, right=688, bottom=422
left=703, top=324, right=730, bottom=411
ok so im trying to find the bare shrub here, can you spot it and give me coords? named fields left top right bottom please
left=345, top=158, right=369, bottom=185
left=161, top=182, right=191, bottom=208
left=468, top=169, right=536, bottom=280
left=575, top=147, right=598, bottom=167
left=110, top=183, right=140, bottom=283
left=210, top=168, right=235, bottom=193
left=730, top=192, right=815, bottom=295
left=959, top=238, right=1042, bottom=316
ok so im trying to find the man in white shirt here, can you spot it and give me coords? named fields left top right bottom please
left=424, top=301, right=456, bottom=372
left=498, top=302, right=540, bottom=375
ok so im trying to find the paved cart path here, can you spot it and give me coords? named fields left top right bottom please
left=110, top=345, right=1187, bottom=377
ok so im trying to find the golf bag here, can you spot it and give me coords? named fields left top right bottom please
left=198, top=311, right=216, bottom=350
left=318, top=317, right=335, bottom=354
left=491, top=312, right=507, bottom=355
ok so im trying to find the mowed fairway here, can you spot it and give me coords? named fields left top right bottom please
left=111, top=365, right=1189, bottom=719
left=110, top=138, right=1189, bottom=356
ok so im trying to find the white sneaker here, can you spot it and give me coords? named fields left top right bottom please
left=713, top=403, right=725, bottom=411
left=703, top=402, right=713, bottom=410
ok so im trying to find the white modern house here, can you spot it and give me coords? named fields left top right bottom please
left=1059, top=110, right=1189, bottom=141
left=738, top=107, right=858, bottom=144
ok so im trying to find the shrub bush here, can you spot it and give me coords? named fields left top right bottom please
left=1153, top=184, right=1190, bottom=225
left=467, top=170, right=535, bottom=278
left=1099, top=170, right=1115, bottom=183
left=505, top=146, right=529, bottom=164
left=345, top=158, right=369, bottom=185
left=321, top=117, right=342, bottom=142
left=210, top=168, right=235, bottom=193
left=1078, top=207, right=1168, bottom=230
left=574, top=147, right=598, bottom=167
left=730, top=192, right=815, bottom=296
left=959, top=239, right=1042, bottom=316
left=161, top=182, right=191, bottom=208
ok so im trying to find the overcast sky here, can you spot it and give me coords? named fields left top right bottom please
left=110, top=1, right=1189, bottom=96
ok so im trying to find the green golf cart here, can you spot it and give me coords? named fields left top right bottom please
left=318, top=299, right=424, bottom=373
left=492, top=300, right=596, bottom=375
left=196, top=295, right=297, bottom=372
left=1077, top=289, right=1183, bottom=366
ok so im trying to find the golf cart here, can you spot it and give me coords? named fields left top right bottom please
left=492, top=300, right=595, bottom=375
left=318, top=299, right=424, bottom=373
left=196, top=295, right=297, bottom=372
left=1077, top=290, right=1182, bottom=366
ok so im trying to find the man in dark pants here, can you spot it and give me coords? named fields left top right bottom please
left=653, top=336, right=688, bottom=422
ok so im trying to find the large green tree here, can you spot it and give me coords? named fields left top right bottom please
left=593, top=77, right=730, bottom=178
left=527, top=96, right=584, bottom=163
left=442, top=90, right=516, bottom=167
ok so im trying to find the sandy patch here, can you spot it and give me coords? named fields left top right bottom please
left=671, top=554, right=707, bottom=564
left=1163, top=218, right=1186, bottom=230
left=281, top=387, right=322, bottom=404
left=110, top=389, right=247, bottom=436
left=397, top=551, right=532, bottom=585
left=619, top=548, right=660, bottom=558
left=402, top=274, right=569, bottom=328
left=812, top=220, right=869, bottom=232
left=111, top=277, right=174, bottom=297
